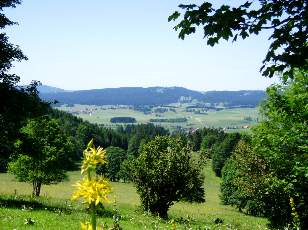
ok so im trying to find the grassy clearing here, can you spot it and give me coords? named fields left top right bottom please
left=58, top=105, right=259, bottom=131
left=0, top=162, right=268, bottom=229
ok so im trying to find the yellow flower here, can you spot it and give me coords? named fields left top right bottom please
left=81, top=222, right=105, bottom=230
left=81, top=140, right=107, bottom=174
left=81, top=222, right=93, bottom=230
left=72, top=176, right=111, bottom=205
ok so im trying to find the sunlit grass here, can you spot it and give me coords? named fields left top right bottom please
left=0, top=162, right=268, bottom=229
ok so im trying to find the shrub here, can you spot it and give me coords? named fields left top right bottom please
left=132, top=136, right=205, bottom=218
left=220, top=140, right=268, bottom=215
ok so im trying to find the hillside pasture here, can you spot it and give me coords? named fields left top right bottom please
left=0, top=163, right=268, bottom=229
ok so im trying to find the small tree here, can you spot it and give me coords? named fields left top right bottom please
left=132, top=136, right=205, bottom=218
left=8, top=116, right=72, bottom=196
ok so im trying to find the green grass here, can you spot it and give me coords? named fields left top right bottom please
left=58, top=105, right=259, bottom=132
left=0, top=163, right=268, bottom=229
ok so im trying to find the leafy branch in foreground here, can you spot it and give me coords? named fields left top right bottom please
left=169, top=0, right=308, bottom=79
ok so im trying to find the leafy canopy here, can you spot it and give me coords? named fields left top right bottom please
left=169, top=0, right=308, bottom=79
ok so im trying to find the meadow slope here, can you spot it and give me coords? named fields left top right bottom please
left=0, top=162, right=268, bottom=229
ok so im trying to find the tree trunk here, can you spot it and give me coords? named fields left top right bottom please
left=149, top=203, right=169, bottom=219
left=32, top=180, right=42, bottom=196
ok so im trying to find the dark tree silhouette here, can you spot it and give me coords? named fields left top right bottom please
left=0, top=1, right=49, bottom=171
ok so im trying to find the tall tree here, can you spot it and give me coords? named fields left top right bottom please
left=0, top=0, right=26, bottom=85
left=0, top=1, right=49, bottom=171
left=169, top=0, right=308, bottom=79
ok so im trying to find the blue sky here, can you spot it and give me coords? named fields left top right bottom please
left=5, top=0, right=277, bottom=91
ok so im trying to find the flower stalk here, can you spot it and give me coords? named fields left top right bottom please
left=72, top=139, right=111, bottom=230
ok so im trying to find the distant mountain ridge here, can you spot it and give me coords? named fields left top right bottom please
left=39, top=85, right=266, bottom=107
left=37, top=85, right=67, bottom=94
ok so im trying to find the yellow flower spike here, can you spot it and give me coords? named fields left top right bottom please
left=72, top=176, right=111, bottom=205
left=81, top=222, right=93, bottom=230
left=81, top=143, right=107, bottom=174
left=73, top=140, right=111, bottom=230
left=171, top=219, right=176, bottom=230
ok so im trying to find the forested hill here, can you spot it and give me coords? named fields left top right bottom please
left=202, top=90, right=266, bottom=107
left=39, top=86, right=266, bottom=107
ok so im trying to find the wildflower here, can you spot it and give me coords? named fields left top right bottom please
left=81, top=222, right=105, bottom=230
left=170, top=219, right=176, bottom=230
left=72, top=140, right=111, bottom=230
left=72, top=177, right=111, bottom=205
left=81, top=140, right=107, bottom=174
left=81, top=222, right=92, bottom=230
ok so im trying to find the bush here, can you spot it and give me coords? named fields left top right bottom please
left=132, top=136, right=205, bottom=218
left=220, top=140, right=268, bottom=215
left=118, top=158, right=134, bottom=182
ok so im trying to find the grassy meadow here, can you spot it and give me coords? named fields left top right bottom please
left=0, top=162, right=268, bottom=229
left=58, top=104, right=259, bottom=132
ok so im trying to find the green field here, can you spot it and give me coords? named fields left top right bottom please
left=58, top=104, right=259, bottom=132
left=0, top=162, right=268, bottom=229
